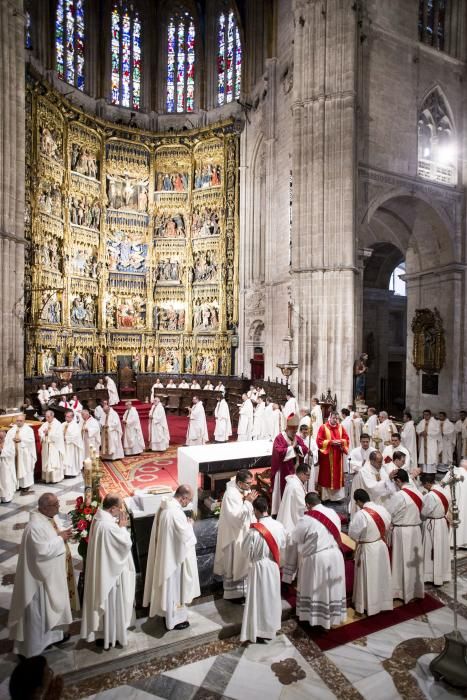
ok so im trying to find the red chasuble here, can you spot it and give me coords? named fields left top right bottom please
left=270, top=433, right=308, bottom=497
left=316, top=422, right=349, bottom=490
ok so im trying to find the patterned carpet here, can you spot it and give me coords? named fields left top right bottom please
left=100, top=449, right=179, bottom=498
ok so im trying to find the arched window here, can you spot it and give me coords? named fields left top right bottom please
left=217, top=9, right=242, bottom=105
left=166, top=12, right=196, bottom=113
left=418, top=89, right=457, bottom=185
left=55, top=0, right=85, bottom=90
left=419, top=1, right=446, bottom=51
left=111, top=1, right=142, bottom=110
left=389, top=263, right=406, bottom=297
left=24, top=0, right=32, bottom=49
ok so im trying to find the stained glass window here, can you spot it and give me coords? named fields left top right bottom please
left=217, top=10, right=241, bottom=106
left=24, top=1, right=32, bottom=49
left=55, top=0, right=85, bottom=90
left=418, top=0, right=446, bottom=51
left=111, top=1, right=142, bottom=110
left=167, top=14, right=196, bottom=113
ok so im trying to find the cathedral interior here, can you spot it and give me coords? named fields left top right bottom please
left=1, top=1, right=467, bottom=699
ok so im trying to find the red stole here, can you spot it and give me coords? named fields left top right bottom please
left=305, top=509, right=342, bottom=546
left=363, top=506, right=387, bottom=541
left=250, top=522, right=280, bottom=566
left=402, top=487, right=423, bottom=513
left=432, top=488, right=449, bottom=514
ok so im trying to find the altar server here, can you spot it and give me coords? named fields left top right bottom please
left=437, top=411, right=456, bottom=468
left=186, top=396, right=208, bottom=445
left=401, top=411, right=418, bottom=472
left=240, top=496, right=285, bottom=643
left=81, top=408, right=101, bottom=458
left=39, top=410, right=65, bottom=484
left=5, top=413, right=36, bottom=491
left=416, top=409, right=440, bottom=473
left=149, top=397, right=170, bottom=451
left=104, top=376, right=120, bottom=406
left=292, top=492, right=347, bottom=629
left=349, top=489, right=392, bottom=615
left=214, top=470, right=258, bottom=601
left=277, top=464, right=310, bottom=584
left=9, top=493, right=72, bottom=657
left=143, top=485, right=200, bottom=630
left=100, top=403, right=124, bottom=461
left=0, top=430, right=16, bottom=503
left=122, top=401, right=145, bottom=456
left=62, top=409, right=84, bottom=477
left=271, top=414, right=308, bottom=514
left=348, top=433, right=372, bottom=473
left=237, top=393, right=254, bottom=441
left=420, top=474, right=451, bottom=585
left=81, top=494, right=135, bottom=650
left=214, top=395, right=232, bottom=442
left=386, top=468, right=424, bottom=603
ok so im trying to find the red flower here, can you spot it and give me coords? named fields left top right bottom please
left=76, top=496, right=83, bottom=506
left=83, top=507, right=92, bottom=515
left=76, top=520, right=87, bottom=531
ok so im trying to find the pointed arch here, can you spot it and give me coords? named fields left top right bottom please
left=164, top=2, right=197, bottom=113
left=55, top=0, right=85, bottom=90
left=110, top=0, right=142, bottom=110
left=216, top=3, right=242, bottom=106
left=417, top=86, right=457, bottom=186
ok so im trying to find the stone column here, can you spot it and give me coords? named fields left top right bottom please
left=291, top=0, right=358, bottom=407
left=0, top=0, right=26, bottom=408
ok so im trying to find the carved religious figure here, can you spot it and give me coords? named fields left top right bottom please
left=71, top=144, right=99, bottom=179
left=353, top=353, right=368, bottom=402
left=154, top=213, right=186, bottom=238
left=156, top=171, right=189, bottom=192
left=191, top=206, right=221, bottom=238
left=194, top=163, right=222, bottom=189
left=412, top=308, right=446, bottom=374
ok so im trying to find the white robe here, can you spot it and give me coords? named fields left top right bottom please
left=38, top=388, right=50, bottom=405
left=150, top=383, right=165, bottom=400
left=348, top=502, right=392, bottom=615
left=386, top=486, right=424, bottom=603
left=0, top=438, right=16, bottom=502
left=342, top=417, right=362, bottom=452
left=364, top=414, right=379, bottom=446
left=283, top=397, right=299, bottom=421
left=80, top=509, right=135, bottom=649
left=9, top=510, right=72, bottom=656
left=149, top=403, right=170, bottom=451
left=215, top=384, right=225, bottom=392
left=214, top=478, right=255, bottom=598
left=310, top=404, right=323, bottom=435
left=95, top=382, right=105, bottom=390
left=39, top=419, right=65, bottom=483
left=178, top=381, right=190, bottom=388
left=143, top=497, right=200, bottom=628
left=68, top=399, right=83, bottom=421
left=105, top=376, right=120, bottom=406
left=94, top=404, right=104, bottom=423
left=237, top=399, right=254, bottom=441
left=214, top=399, right=232, bottom=442
left=382, top=444, right=411, bottom=473
left=416, top=417, right=441, bottom=472
left=350, top=464, right=393, bottom=516
left=252, top=402, right=266, bottom=440
left=377, top=419, right=397, bottom=448
left=421, top=486, right=451, bottom=585
left=240, top=517, right=286, bottom=643
left=262, top=406, right=284, bottom=441
left=438, top=419, right=456, bottom=465
left=401, top=420, right=418, bottom=471
left=5, top=423, right=36, bottom=489
left=292, top=505, right=347, bottom=629
left=100, top=409, right=124, bottom=460
left=442, top=466, right=467, bottom=547
left=62, top=420, right=84, bottom=476
left=81, top=416, right=101, bottom=458
left=348, top=446, right=372, bottom=474
left=455, top=418, right=467, bottom=462
left=277, top=474, right=307, bottom=584
left=298, top=432, right=319, bottom=489
left=123, top=407, right=145, bottom=455
left=186, top=402, right=208, bottom=445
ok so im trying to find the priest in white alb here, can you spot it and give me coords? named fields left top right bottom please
left=237, top=393, right=254, bottom=441
left=437, top=411, right=456, bottom=468
left=262, top=401, right=284, bottom=441
left=364, top=407, right=379, bottom=446
left=105, top=375, right=120, bottom=406
left=143, top=485, right=200, bottom=630
left=382, top=432, right=410, bottom=472
left=401, top=411, right=418, bottom=472
left=149, top=397, right=170, bottom=451
left=122, top=401, right=145, bottom=456
left=277, top=463, right=310, bottom=584
left=150, top=378, right=165, bottom=400
left=350, top=450, right=394, bottom=517
left=214, top=395, right=232, bottom=443
left=62, top=409, right=84, bottom=477
left=8, top=493, right=73, bottom=656
left=240, top=496, right=286, bottom=643
left=455, top=411, right=467, bottom=463
left=81, top=494, right=135, bottom=649
left=186, top=396, right=208, bottom=445
left=39, top=410, right=65, bottom=484
left=348, top=433, right=372, bottom=474
left=100, top=403, right=124, bottom=460
left=416, top=409, right=440, bottom=473
left=349, top=488, right=392, bottom=615
left=0, top=430, right=16, bottom=503
left=310, top=398, right=323, bottom=436
left=252, top=396, right=266, bottom=440
left=377, top=411, right=397, bottom=448
left=5, top=413, right=36, bottom=491
left=420, top=474, right=451, bottom=586
left=80, top=408, right=101, bottom=458
left=282, top=391, right=299, bottom=422
left=214, top=470, right=257, bottom=601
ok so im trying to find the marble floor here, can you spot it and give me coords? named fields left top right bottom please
left=0, top=479, right=466, bottom=700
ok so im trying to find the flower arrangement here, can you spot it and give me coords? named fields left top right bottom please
left=69, top=491, right=99, bottom=558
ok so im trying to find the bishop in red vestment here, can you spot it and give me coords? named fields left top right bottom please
left=317, top=410, right=349, bottom=502
left=270, top=413, right=308, bottom=515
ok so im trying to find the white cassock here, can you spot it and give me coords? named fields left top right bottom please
left=378, top=419, right=397, bottom=447
left=282, top=397, right=299, bottom=421
left=349, top=463, right=393, bottom=516
left=0, top=438, right=16, bottom=502
left=348, top=446, right=372, bottom=474
left=123, top=407, right=145, bottom=456
left=438, top=419, right=456, bottom=465
left=143, top=497, right=200, bottom=629
left=100, top=409, right=124, bottom=460
left=310, top=405, right=323, bottom=436
left=39, top=419, right=65, bottom=483
left=382, top=444, right=411, bottom=473
left=386, top=485, right=424, bottom=603
left=240, top=517, right=286, bottom=643
left=421, top=485, right=451, bottom=585
left=214, top=399, right=232, bottom=442
left=8, top=510, right=72, bottom=656
left=105, top=377, right=120, bottom=406
left=292, top=505, right=347, bottom=629
left=342, top=417, right=362, bottom=451
left=37, top=388, right=49, bottom=406
left=298, top=432, right=319, bottom=489
left=401, top=420, right=418, bottom=471
left=149, top=403, right=170, bottom=451
left=442, top=465, right=467, bottom=546
left=214, top=478, right=255, bottom=599
left=364, top=414, right=379, bottom=446
left=81, top=509, right=135, bottom=649
left=5, top=423, right=36, bottom=489
left=348, top=502, right=392, bottom=615
left=62, top=421, right=84, bottom=477
left=237, top=399, right=254, bottom=441
left=262, top=405, right=283, bottom=440
left=277, top=474, right=307, bottom=584
left=81, top=416, right=101, bottom=458
left=455, top=418, right=467, bottom=462
left=252, top=403, right=265, bottom=440
left=416, top=417, right=441, bottom=473
left=186, top=402, right=209, bottom=445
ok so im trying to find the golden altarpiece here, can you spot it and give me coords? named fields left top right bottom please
left=24, top=78, right=240, bottom=378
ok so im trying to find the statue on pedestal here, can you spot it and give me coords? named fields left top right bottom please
left=353, top=353, right=368, bottom=402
